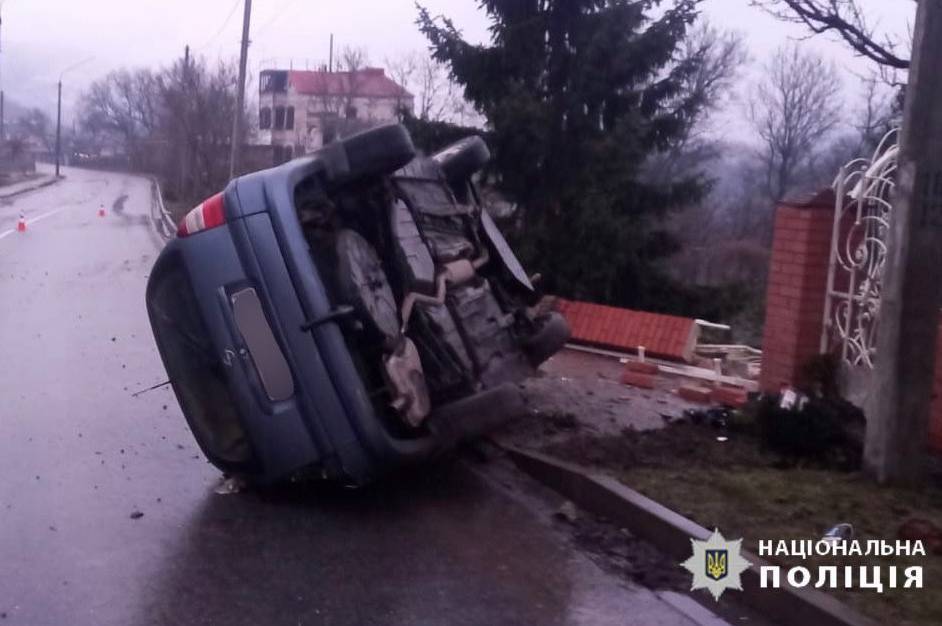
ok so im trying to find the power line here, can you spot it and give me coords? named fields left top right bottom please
left=253, top=0, right=303, bottom=39
left=194, top=0, right=242, bottom=52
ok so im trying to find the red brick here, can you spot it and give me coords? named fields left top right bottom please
left=621, top=370, right=656, bottom=389
left=711, top=387, right=749, bottom=408
left=678, top=385, right=712, bottom=404
left=624, top=360, right=659, bottom=375
left=762, top=197, right=835, bottom=392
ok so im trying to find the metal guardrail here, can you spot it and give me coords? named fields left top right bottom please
left=150, top=177, right=176, bottom=241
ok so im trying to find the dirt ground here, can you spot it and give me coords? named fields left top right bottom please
left=495, top=348, right=942, bottom=626
left=498, top=348, right=699, bottom=450
left=488, top=348, right=717, bottom=592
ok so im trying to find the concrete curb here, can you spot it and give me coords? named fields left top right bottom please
left=500, top=445, right=877, bottom=626
left=0, top=176, right=61, bottom=200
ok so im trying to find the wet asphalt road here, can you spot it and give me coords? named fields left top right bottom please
left=0, top=167, right=716, bottom=626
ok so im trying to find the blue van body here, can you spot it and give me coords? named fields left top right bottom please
left=146, top=126, right=563, bottom=484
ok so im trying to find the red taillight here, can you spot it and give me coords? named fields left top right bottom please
left=177, top=193, right=226, bottom=237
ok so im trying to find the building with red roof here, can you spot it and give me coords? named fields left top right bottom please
left=257, top=67, right=414, bottom=165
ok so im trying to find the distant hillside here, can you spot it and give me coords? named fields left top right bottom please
left=1, top=96, right=40, bottom=125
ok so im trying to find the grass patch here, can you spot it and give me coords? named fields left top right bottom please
left=541, top=423, right=942, bottom=625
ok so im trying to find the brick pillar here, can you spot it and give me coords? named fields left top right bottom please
left=760, top=191, right=836, bottom=392
left=759, top=192, right=942, bottom=453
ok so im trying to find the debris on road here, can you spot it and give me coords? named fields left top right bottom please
left=554, top=501, right=579, bottom=524
left=821, top=522, right=854, bottom=544
left=564, top=510, right=689, bottom=591
left=501, top=349, right=699, bottom=450
left=129, top=511, right=144, bottom=520
left=129, top=380, right=171, bottom=398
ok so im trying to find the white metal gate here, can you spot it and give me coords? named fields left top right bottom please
left=821, top=130, right=899, bottom=368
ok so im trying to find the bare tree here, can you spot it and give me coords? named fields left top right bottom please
left=157, top=57, right=244, bottom=200
left=677, top=22, right=750, bottom=134
left=15, top=108, right=55, bottom=153
left=854, top=74, right=901, bottom=151
left=340, top=45, right=368, bottom=92
left=650, top=22, right=748, bottom=184
left=310, top=45, right=374, bottom=142
left=654, top=23, right=754, bottom=311
left=750, top=0, right=912, bottom=69
left=79, top=56, right=246, bottom=201
left=386, top=50, right=483, bottom=125
left=79, top=68, right=161, bottom=165
left=338, top=46, right=369, bottom=116
left=748, top=44, right=844, bottom=204
left=415, top=56, right=455, bottom=121
left=385, top=51, right=419, bottom=116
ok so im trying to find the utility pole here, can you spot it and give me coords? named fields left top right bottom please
left=865, top=1, right=942, bottom=484
left=229, top=0, right=252, bottom=179
left=329, top=33, right=333, bottom=72
left=1, top=2, right=5, bottom=142
left=181, top=45, right=190, bottom=197
left=55, top=57, right=93, bottom=179
left=55, top=79, right=62, bottom=176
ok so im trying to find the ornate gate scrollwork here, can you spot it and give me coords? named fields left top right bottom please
left=821, top=130, right=899, bottom=368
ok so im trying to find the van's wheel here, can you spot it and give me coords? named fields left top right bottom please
left=432, top=135, right=490, bottom=182
left=334, top=229, right=400, bottom=347
left=339, top=124, right=416, bottom=183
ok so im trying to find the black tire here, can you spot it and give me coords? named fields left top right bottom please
left=522, top=312, right=571, bottom=367
left=433, top=135, right=490, bottom=182
left=334, top=229, right=401, bottom=346
left=339, top=124, right=416, bottom=183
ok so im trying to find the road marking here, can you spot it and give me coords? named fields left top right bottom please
left=0, top=205, right=74, bottom=242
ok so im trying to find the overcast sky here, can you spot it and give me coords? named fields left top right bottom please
left=0, top=0, right=914, bottom=119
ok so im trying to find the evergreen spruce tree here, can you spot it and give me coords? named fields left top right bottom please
left=418, top=0, right=715, bottom=313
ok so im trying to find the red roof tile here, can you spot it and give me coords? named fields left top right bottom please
left=555, top=298, right=698, bottom=362
left=288, top=68, right=412, bottom=99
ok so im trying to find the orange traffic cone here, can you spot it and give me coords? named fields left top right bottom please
left=16, top=212, right=26, bottom=232
left=98, top=204, right=106, bottom=218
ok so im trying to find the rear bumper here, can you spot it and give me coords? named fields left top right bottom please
left=148, top=223, right=339, bottom=482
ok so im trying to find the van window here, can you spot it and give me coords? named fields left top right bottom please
left=148, top=251, right=253, bottom=466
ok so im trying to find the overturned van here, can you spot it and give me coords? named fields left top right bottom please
left=146, top=124, right=569, bottom=484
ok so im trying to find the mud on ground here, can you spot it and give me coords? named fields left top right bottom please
left=499, top=348, right=699, bottom=448
left=492, top=348, right=729, bottom=590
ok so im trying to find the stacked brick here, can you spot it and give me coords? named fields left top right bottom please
left=759, top=192, right=835, bottom=394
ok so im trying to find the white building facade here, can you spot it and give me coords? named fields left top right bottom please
left=257, top=67, right=414, bottom=164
